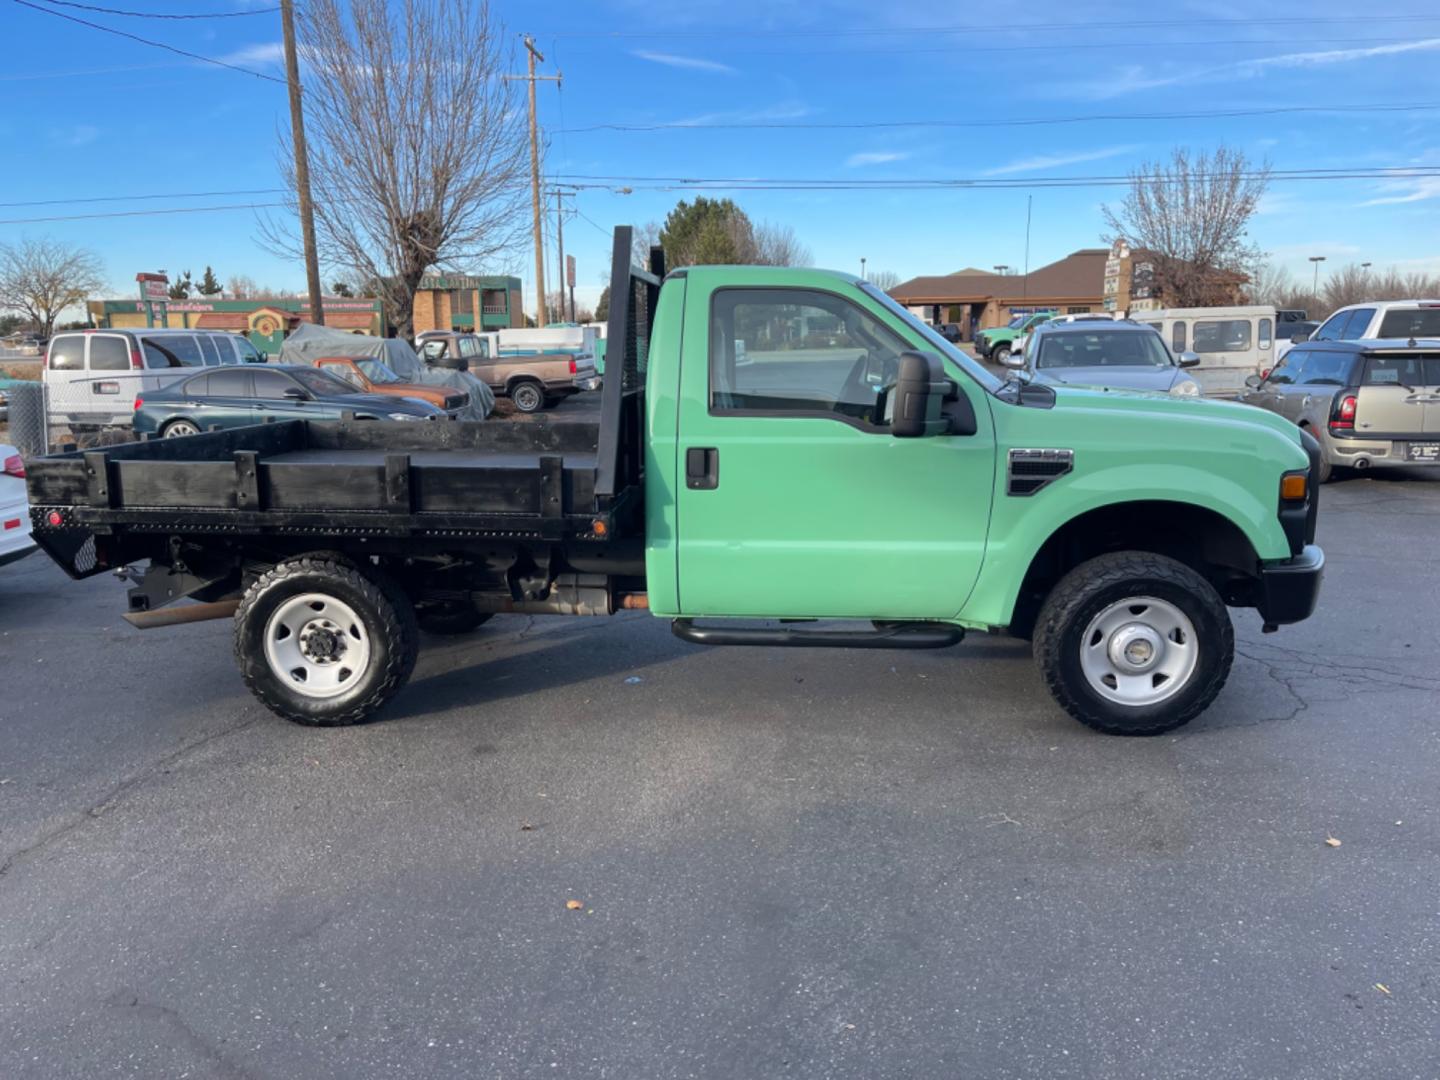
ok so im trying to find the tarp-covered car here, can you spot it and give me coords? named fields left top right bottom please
left=279, top=323, right=495, bottom=420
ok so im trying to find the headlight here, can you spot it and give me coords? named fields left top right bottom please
left=387, top=412, right=423, bottom=421
left=1170, top=379, right=1200, bottom=396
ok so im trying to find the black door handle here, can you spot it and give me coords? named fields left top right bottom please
left=686, top=447, right=719, bottom=490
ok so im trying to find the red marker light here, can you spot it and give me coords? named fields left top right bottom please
left=47, top=510, right=64, bottom=527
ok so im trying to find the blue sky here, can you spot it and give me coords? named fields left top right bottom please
left=4, top=0, right=1439, bottom=314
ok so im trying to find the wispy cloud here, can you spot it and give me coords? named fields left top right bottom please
left=1360, top=175, right=1440, bottom=206
left=632, top=50, right=735, bottom=74
left=983, top=144, right=1136, bottom=176
left=1058, top=37, right=1440, bottom=100
left=218, top=41, right=284, bottom=66
left=846, top=150, right=910, bottom=167
left=666, top=100, right=812, bottom=127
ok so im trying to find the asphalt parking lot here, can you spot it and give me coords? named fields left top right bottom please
left=2, top=467, right=1438, bottom=1079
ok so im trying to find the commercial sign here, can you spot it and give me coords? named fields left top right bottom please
left=135, top=272, right=169, bottom=303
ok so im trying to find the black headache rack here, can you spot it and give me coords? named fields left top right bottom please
left=27, top=226, right=664, bottom=581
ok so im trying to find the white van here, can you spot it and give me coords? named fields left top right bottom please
left=1138, top=306, right=1280, bottom=397
left=44, top=328, right=265, bottom=431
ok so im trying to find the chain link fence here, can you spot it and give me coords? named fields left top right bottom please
left=4, top=381, right=48, bottom=458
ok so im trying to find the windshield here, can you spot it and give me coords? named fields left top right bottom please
left=1036, top=330, right=1173, bottom=370
left=357, top=359, right=402, bottom=384
left=1006, top=314, right=1028, bottom=329
left=859, top=283, right=1002, bottom=391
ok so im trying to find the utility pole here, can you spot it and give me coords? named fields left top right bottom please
left=554, top=187, right=566, bottom=324
left=280, top=0, right=324, bottom=325
left=505, top=37, right=561, bottom=328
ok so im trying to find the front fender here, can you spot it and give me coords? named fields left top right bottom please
left=960, top=463, right=1293, bottom=629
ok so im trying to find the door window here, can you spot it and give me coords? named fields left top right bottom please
left=88, top=336, right=130, bottom=371
left=47, top=335, right=86, bottom=370
left=1193, top=320, right=1252, bottom=352
left=420, top=340, right=447, bottom=361
left=163, top=335, right=205, bottom=366
left=251, top=369, right=294, bottom=398
left=1298, top=351, right=1354, bottom=386
left=1266, top=354, right=1298, bottom=385
left=320, top=361, right=365, bottom=390
left=709, top=288, right=909, bottom=422
left=1258, top=318, right=1273, bottom=350
left=458, top=336, right=480, bottom=358
left=1340, top=308, right=1375, bottom=339
left=183, top=373, right=211, bottom=396
left=207, top=368, right=252, bottom=396
left=1171, top=322, right=1186, bottom=353
left=1313, top=312, right=1350, bottom=341
left=233, top=336, right=263, bottom=363
left=141, top=338, right=183, bottom=368
left=197, top=335, right=224, bottom=365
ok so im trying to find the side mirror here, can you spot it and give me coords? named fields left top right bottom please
left=283, top=386, right=307, bottom=400
left=886, top=351, right=951, bottom=438
left=1244, top=374, right=1262, bottom=389
left=1178, top=351, right=1201, bottom=368
left=1002, top=350, right=1027, bottom=369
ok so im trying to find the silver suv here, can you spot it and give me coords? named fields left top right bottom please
left=1238, top=339, right=1440, bottom=481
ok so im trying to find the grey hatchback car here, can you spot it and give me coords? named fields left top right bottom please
left=1007, top=320, right=1203, bottom=397
left=1237, top=339, right=1440, bottom=481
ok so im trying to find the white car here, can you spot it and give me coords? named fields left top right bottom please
left=1310, top=299, right=1440, bottom=342
left=0, top=444, right=35, bottom=568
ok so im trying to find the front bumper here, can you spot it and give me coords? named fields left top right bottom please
left=1257, top=544, right=1324, bottom=625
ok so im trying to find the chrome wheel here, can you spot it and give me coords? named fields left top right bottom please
left=511, top=382, right=543, bottom=412
left=262, top=592, right=372, bottom=700
left=1079, top=595, right=1198, bottom=707
left=163, top=420, right=200, bottom=437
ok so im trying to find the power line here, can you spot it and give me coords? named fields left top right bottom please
left=33, top=0, right=278, bottom=17
left=541, top=13, right=1440, bottom=38
left=0, top=202, right=285, bottom=225
left=559, top=101, right=1440, bottom=134
left=11, top=0, right=286, bottom=84
left=0, top=187, right=287, bottom=208
left=548, top=166, right=1440, bottom=192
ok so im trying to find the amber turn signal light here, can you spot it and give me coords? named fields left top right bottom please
left=1280, top=474, right=1307, bottom=501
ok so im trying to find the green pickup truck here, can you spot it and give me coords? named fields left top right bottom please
left=975, top=311, right=1056, bottom=365
left=26, top=228, right=1324, bottom=736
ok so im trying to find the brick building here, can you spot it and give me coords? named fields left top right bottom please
left=411, top=274, right=524, bottom=335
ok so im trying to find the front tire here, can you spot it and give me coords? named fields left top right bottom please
left=234, top=554, right=418, bottom=726
left=1033, top=552, right=1233, bottom=736
left=993, top=345, right=1011, bottom=365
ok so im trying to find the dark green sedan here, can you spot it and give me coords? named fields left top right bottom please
left=132, top=365, right=443, bottom=437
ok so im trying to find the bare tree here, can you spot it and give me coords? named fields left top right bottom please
left=0, top=237, right=105, bottom=340
left=751, top=222, right=812, bottom=267
left=228, top=274, right=258, bottom=300
left=867, top=269, right=902, bottom=291
left=1103, top=146, right=1269, bottom=308
left=265, top=0, right=528, bottom=338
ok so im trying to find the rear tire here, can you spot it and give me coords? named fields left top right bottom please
left=234, top=554, right=418, bottom=726
left=510, top=380, right=544, bottom=413
left=1033, top=551, right=1233, bottom=736
left=162, top=419, right=200, bottom=438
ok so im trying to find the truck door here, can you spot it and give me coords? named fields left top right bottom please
left=674, top=278, right=996, bottom=621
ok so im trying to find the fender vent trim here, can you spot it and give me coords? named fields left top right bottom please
left=1008, top=448, right=1073, bottom=496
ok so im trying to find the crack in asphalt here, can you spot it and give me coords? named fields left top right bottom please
left=0, top=714, right=262, bottom=883
left=103, top=989, right=255, bottom=1079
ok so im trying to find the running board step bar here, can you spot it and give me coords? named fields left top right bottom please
left=671, top=619, right=964, bottom=650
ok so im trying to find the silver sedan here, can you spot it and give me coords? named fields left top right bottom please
left=1005, top=323, right=1203, bottom=396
